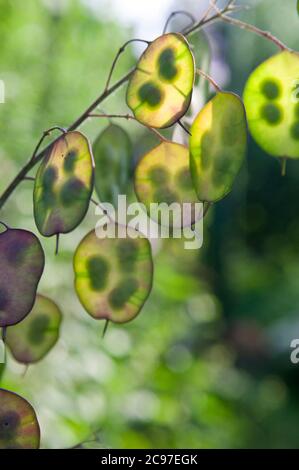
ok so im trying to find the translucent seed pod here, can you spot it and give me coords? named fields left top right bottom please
left=0, top=227, right=44, bottom=328
left=126, top=33, right=195, bottom=129
left=6, top=294, right=62, bottom=364
left=93, top=124, right=132, bottom=205
left=190, top=92, right=247, bottom=202
left=73, top=225, right=153, bottom=324
left=0, top=388, right=40, bottom=449
left=34, top=131, right=94, bottom=237
left=243, top=51, right=299, bottom=159
left=134, top=141, right=200, bottom=227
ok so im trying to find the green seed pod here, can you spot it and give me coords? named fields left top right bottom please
left=0, top=227, right=45, bottom=328
left=126, top=33, right=195, bottom=128
left=34, top=131, right=94, bottom=237
left=190, top=92, right=247, bottom=202
left=0, top=388, right=40, bottom=449
left=243, top=51, right=299, bottom=158
left=6, top=294, right=62, bottom=364
left=93, top=124, right=132, bottom=205
left=134, top=141, right=199, bottom=227
left=73, top=225, right=153, bottom=324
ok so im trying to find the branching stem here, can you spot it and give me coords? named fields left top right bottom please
left=183, top=0, right=236, bottom=36
left=196, top=69, right=222, bottom=92
left=163, top=10, right=196, bottom=35
left=210, top=0, right=290, bottom=51
left=29, top=126, right=66, bottom=163
left=104, top=39, right=150, bottom=92
left=0, top=71, right=132, bottom=210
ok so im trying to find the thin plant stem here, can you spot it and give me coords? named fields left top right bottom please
left=163, top=10, right=196, bottom=35
left=90, top=198, right=114, bottom=223
left=0, top=221, right=10, bottom=230
left=196, top=68, right=222, bottom=92
left=89, top=113, right=167, bottom=142
left=177, top=120, right=191, bottom=136
left=22, top=176, right=35, bottom=182
left=210, top=0, right=290, bottom=51
left=199, top=0, right=220, bottom=25
left=55, top=233, right=60, bottom=256
left=203, top=202, right=212, bottom=218
left=29, top=126, right=66, bottom=163
left=22, top=365, right=29, bottom=378
left=102, top=319, right=109, bottom=338
left=2, top=326, right=6, bottom=342
left=104, top=39, right=150, bottom=92
left=184, top=0, right=236, bottom=36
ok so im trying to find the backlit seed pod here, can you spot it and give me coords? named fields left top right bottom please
left=134, top=141, right=200, bottom=227
left=126, top=33, right=195, bottom=128
left=243, top=51, right=299, bottom=158
left=0, top=228, right=45, bottom=328
left=190, top=92, right=247, bottom=202
left=73, top=225, right=153, bottom=324
left=93, top=124, right=132, bottom=205
left=34, top=131, right=94, bottom=237
left=0, top=389, right=40, bottom=449
left=6, top=294, right=62, bottom=364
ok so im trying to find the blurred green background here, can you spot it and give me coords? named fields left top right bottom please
left=1, top=0, right=299, bottom=449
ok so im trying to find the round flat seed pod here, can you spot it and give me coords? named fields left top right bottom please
left=134, top=141, right=199, bottom=227
left=34, top=131, right=94, bottom=237
left=0, top=228, right=45, bottom=328
left=190, top=92, right=247, bottom=202
left=0, top=389, right=40, bottom=449
left=93, top=124, right=132, bottom=205
left=126, top=33, right=195, bottom=128
left=243, top=51, right=299, bottom=158
left=73, top=225, right=153, bottom=324
left=6, top=294, right=62, bottom=364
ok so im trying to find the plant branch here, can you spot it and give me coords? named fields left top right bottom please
left=163, top=10, right=196, bottom=35
left=0, top=220, right=10, bottom=230
left=0, top=70, right=133, bottom=210
left=89, top=113, right=166, bottom=142
left=210, top=0, right=290, bottom=51
left=29, top=126, right=66, bottom=163
left=177, top=120, right=191, bottom=136
left=22, top=176, right=35, bottom=182
left=183, top=0, right=236, bottom=35
left=196, top=68, right=222, bottom=92
left=104, top=39, right=150, bottom=92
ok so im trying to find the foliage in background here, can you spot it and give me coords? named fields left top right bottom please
left=1, top=0, right=299, bottom=449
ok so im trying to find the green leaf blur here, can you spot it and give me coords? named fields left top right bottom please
left=1, top=0, right=299, bottom=451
